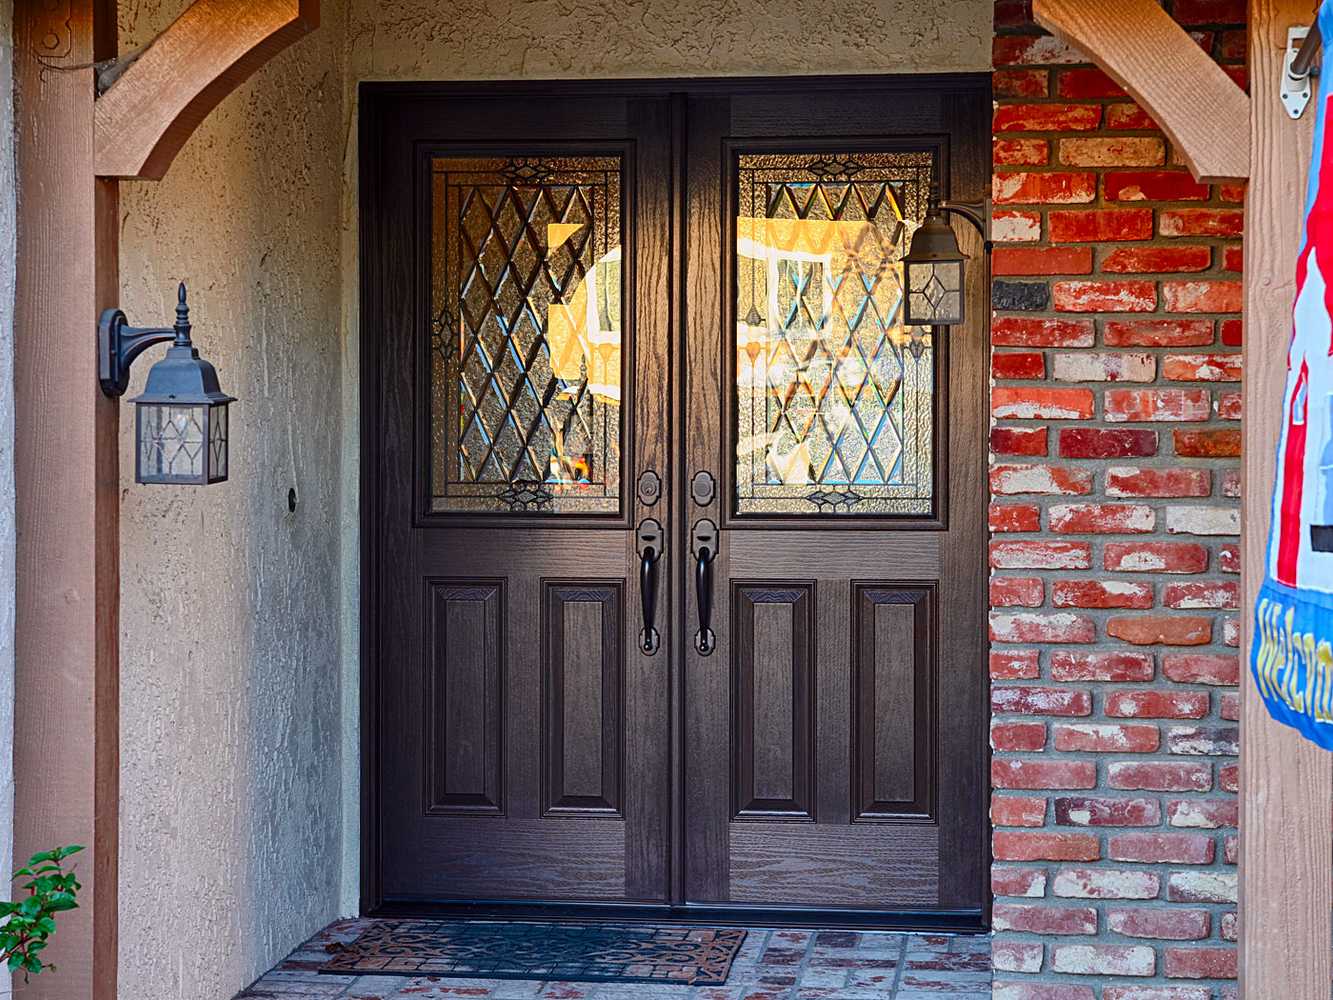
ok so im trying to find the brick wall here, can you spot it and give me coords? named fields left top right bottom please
left=989, top=2, right=1245, bottom=997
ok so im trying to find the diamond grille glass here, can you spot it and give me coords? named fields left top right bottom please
left=140, top=404, right=207, bottom=481
left=430, top=156, right=623, bottom=514
left=733, top=151, right=936, bottom=516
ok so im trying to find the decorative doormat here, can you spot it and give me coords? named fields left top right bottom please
left=320, top=920, right=748, bottom=985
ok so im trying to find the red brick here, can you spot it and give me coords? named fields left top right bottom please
left=992, top=720, right=1048, bottom=751
left=1163, top=280, right=1243, bottom=313
left=994, top=830, right=1101, bottom=861
left=1059, top=137, right=1165, bottom=167
left=1219, top=317, right=1242, bottom=346
left=993, top=246, right=1093, bottom=275
left=1056, top=67, right=1127, bottom=98
left=991, top=576, right=1045, bottom=608
left=1051, top=943, right=1155, bottom=977
left=1109, top=832, right=1215, bottom=864
left=1104, top=542, right=1209, bottom=573
left=993, top=386, right=1095, bottom=419
left=1049, top=208, right=1154, bottom=243
left=1107, top=690, right=1210, bottom=719
left=1220, top=689, right=1239, bottom=716
left=1174, top=428, right=1241, bottom=457
left=1166, top=797, right=1237, bottom=829
left=994, top=685, right=1092, bottom=717
left=994, top=209, right=1043, bottom=242
left=1058, top=428, right=1157, bottom=459
left=1164, top=947, right=1237, bottom=980
left=1107, top=908, right=1211, bottom=941
left=992, top=540, right=1092, bottom=569
left=993, top=759, right=1099, bottom=791
left=992, top=794, right=1048, bottom=826
left=1104, top=989, right=1211, bottom=1000
left=992, top=35, right=1088, bottom=66
left=1053, top=868, right=1160, bottom=901
left=992, top=352, right=1047, bottom=379
left=993, top=866, right=1048, bottom=898
left=1054, top=723, right=1160, bottom=753
left=994, top=986, right=1098, bottom=1000
left=1162, top=654, right=1237, bottom=687
left=1221, top=911, right=1237, bottom=941
left=1160, top=208, right=1244, bottom=237
left=1106, top=103, right=1158, bottom=130
left=992, top=426, right=1049, bottom=456
left=1106, top=615, right=1212, bottom=647
left=994, top=316, right=1095, bottom=347
left=1108, top=761, right=1212, bottom=792
left=994, top=69, right=1050, bottom=98
left=992, top=649, right=1041, bottom=680
left=994, top=138, right=1050, bottom=166
left=991, top=612, right=1096, bottom=644
left=1050, top=503, right=1155, bottom=534
left=1173, top=0, right=1245, bottom=22
left=994, top=171, right=1097, bottom=205
left=1054, top=795, right=1161, bottom=826
left=1162, top=582, right=1239, bottom=611
left=1102, top=171, right=1211, bottom=202
left=1054, top=280, right=1156, bottom=312
left=1105, top=389, right=1211, bottom=422
left=1218, top=764, right=1238, bottom=792
left=1052, top=352, right=1155, bottom=382
left=992, top=941, right=1044, bottom=974
left=1103, top=318, right=1214, bottom=347
left=994, top=103, right=1103, bottom=132
left=1220, top=468, right=1242, bottom=496
left=991, top=464, right=1094, bottom=496
left=1050, top=650, right=1154, bottom=682
left=1166, top=725, right=1238, bottom=755
left=994, top=903, right=1098, bottom=936
left=1217, top=391, right=1242, bottom=419
left=990, top=503, right=1043, bottom=533
left=1106, top=466, right=1211, bottom=498
left=1163, top=352, right=1243, bottom=381
left=1222, top=244, right=1242, bottom=271
left=1101, top=246, right=1211, bottom=273
left=1219, top=544, right=1239, bottom=573
left=1052, top=579, right=1154, bottom=609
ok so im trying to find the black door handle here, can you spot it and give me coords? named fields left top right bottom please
left=637, top=518, right=663, bottom=655
left=692, top=518, right=718, bottom=656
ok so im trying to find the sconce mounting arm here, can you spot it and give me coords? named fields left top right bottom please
left=99, top=283, right=194, bottom=397
left=939, top=199, right=992, bottom=253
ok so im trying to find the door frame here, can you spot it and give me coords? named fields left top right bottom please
left=359, top=74, right=992, bottom=929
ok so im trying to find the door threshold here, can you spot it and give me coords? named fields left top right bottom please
left=368, top=899, right=987, bottom=933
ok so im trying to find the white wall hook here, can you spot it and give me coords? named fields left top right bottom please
left=1284, top=25, right=1315, bottom=120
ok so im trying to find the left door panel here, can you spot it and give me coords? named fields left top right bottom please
left=366, top=92, right=674, bottom=905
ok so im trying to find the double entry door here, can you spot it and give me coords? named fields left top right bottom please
left=362, top=78, right=988, bottom=924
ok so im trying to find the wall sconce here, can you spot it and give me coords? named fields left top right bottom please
left=902, top=190, right=991, bottom=327
left=98, top=283, right=235, bottom=486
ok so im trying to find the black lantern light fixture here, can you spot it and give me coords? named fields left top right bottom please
left=902, top=188, right=992, bottom=328
left=98, top=283, right=235, bottom=486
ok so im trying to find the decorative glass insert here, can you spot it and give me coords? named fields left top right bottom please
left=136, top=402, right=229, bottom=485
left=430, top=156, right=623, bottom=514
left=733, top=151, right=936, bottom=516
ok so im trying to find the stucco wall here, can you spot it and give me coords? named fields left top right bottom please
left=115, top=3, right=349, bottom=998
left=0, top=0, right=16, bottom=933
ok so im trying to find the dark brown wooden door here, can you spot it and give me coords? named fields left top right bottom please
left=363, top=78, right=988, bottom=922
left=679, top=86, right=988, bottom=918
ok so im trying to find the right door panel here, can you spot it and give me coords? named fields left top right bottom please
left=681, top=84, right=989, bottom=917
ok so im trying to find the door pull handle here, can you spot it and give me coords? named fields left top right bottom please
left=637, top=518, right=664, bottom=655
left=692, top=518, right=719, bottom=656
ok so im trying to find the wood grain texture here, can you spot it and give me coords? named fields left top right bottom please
left=1032, top=0, right=1250, bottom=182
left=1239, top=0, right=1333, bottom=994
left=14, top=2, right=119, bottom=998
left=93, top=0, right=318, bottom=179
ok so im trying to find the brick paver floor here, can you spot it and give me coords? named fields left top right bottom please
left=235, top=919, right=992, bottom=999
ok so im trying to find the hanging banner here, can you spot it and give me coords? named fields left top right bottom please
left=1252, top=1, right=1333, bottom=749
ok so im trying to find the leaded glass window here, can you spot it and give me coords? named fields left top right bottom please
left=430, top=156, right=623, bottom=514
left=733, top=151, right=936, bottom=516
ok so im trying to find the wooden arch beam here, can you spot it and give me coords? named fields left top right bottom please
left=94, top=0, right=319, bottom=180
left=1032, top=0, right=1251, bottom=182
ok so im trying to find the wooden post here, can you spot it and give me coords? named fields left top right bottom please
left=12, top=1, right=119, bottom=997
left=1240, top=1, right=1333, bottom=997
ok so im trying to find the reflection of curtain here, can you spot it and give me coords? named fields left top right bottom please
left=1252, top=0, right=1333, bottom=749
left=546, top=243, right=622, bottom=405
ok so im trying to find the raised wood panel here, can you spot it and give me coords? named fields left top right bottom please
left=729, top=823, right=939, bottom=906
left=732, top=583, right=815, bottom=820
left=852, top=584, right=936, bottom=821
left=727, top=531, right=940, bottom=578
left=543, top=582, right=625, bottom=816
left=426, top=581, right=504, bottom=815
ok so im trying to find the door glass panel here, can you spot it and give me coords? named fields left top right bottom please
left=430, top=156, right=623, bottom=514
left=733, top=151, right=936, bottom=516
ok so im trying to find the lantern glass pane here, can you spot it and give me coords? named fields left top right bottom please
left=208, top=403, right=228, bottom=482
left=139, top=403, right=207, bottom=483
left=906, top=260, right=963, bottom=326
